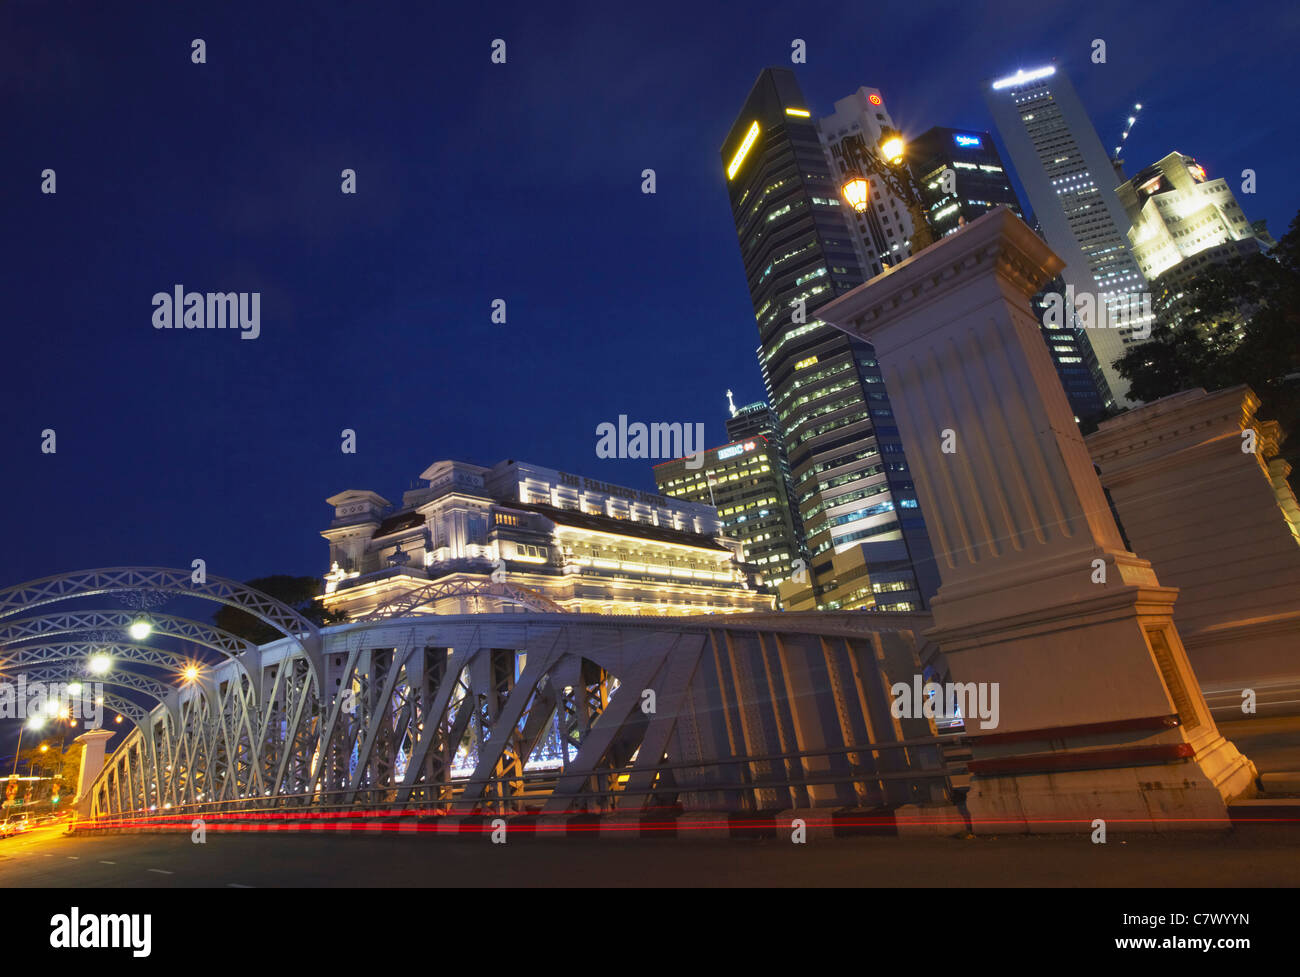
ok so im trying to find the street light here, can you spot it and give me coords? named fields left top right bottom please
left=841, top=177, right=869, bottom=215
left=88, top=654, right=111, bottom=675
left=127, top=617, right=153, bottom=641
left=837, top=126, right=935, bottom=257
left=10, top=715, right=46, bottom=779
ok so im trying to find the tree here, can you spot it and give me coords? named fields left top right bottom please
left=1113, top=210, right=1300, bottom=466
left=18, top=745, right=59, bottom=778
left=212, top=575, right=348, bottom=645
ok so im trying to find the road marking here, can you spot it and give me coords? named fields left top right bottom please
left=66, top=856, right=79, bottom=860
left=99, top=860, right=116, bottom=865
left=227, top=883, right=253, bottom=888
left=146, top=869, right=173, bottom=875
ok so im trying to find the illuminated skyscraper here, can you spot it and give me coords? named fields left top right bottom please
left=720, top=68, right=939, bottom=611
left=817, top=87, right=916, bottom=276
left=983, top=64, right=1152, bottom=406
left=1117, top=151, right=1273, bottom=330
left=654, top=432, right=804, bottom=592
left=908, top=126, right=1022, bottom=237
left=908, top=126, right=1108, bottom=420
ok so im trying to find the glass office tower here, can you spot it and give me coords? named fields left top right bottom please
left=720, top=68, right=939, bottom=611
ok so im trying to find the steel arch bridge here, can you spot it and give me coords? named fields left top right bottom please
left=0, top=567, right=321, bottom=681
left=0, top=568, right=329, bottom=812
left=359, top=579, right=566, bottom=620
left=83, top=610, right=955, bottom=821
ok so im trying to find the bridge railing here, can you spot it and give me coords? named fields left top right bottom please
left=80, top=732, right=969, bottom=824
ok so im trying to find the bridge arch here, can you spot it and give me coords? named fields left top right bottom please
left=359, top=579, right=566, bottom=620
left=0, top=568, right=320, bottom=695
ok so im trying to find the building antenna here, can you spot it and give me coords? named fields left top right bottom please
left=726, top=389, right=737, bottom=417
left=1112, top=101, right=1143, bottom=161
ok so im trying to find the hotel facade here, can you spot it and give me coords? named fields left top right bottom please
left=320, top=458, right=773, bottom=618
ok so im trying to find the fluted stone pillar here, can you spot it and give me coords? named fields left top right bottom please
left=1085, top=387, right=1300, bottom=706
left=817, top=207, right=1255, bottom=832
left=73, top=728, right=115, bottom=819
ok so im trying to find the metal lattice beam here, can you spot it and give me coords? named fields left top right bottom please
left=18, top=664, right=176, bottom=704
left=359, top=579, right=566, bottom=621
left=0, top=640, right=255, bottom=686
left=2, top=641, right=222, bottom=671
left=0, top=609, right=257, bottom=657
left=0, top=567, right=321, bottom=686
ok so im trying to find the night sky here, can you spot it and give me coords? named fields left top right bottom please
left=3, top=0, right=1297, bottom=588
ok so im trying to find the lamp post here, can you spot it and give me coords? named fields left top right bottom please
left=11, top=715, right=46, bottom=779
left=837, top=127, right=935, bottom=258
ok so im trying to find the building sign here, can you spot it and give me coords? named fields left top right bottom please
left=558, top=471, right=670, bottom=505
left=717, top=441, right=756, bottom=461
left=954, top=133, right=983, bottom=148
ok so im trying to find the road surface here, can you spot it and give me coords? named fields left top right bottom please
left=1, top=818, right=1298, bottom=887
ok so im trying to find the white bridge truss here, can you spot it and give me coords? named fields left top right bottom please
left=84, top=610, right=954, bottom=820
left=0, top=568, right=324, bottom=811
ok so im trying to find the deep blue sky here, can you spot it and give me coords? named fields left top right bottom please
left=4, top=0, right=1298, bottom=588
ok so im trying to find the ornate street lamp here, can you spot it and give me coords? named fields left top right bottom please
left=837, top=126, right=935, bottom=256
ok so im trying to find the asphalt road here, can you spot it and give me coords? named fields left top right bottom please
left=0, top=715, right=1290, bottom=888
left=2, top=818, right=1299, bottom=887
left=1219, top=715, right=1300, bottom=780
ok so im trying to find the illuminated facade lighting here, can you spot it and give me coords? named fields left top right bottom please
left=321, top=458, right=772, bottom=618
left=991, top=65, right=1056, bottom=90
left=727, top=120, right=761, bottom=181
left=1117, top=150, right=1273, bottom=328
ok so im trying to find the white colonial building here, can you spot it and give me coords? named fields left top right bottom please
left=320, top=458, right=774, bottom=617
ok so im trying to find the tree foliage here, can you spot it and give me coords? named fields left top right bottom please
left=1113, top=211, right=1300, bottom=446
left=212, top=575, right=348, bottom=645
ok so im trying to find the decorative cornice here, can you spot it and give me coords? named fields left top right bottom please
left=1086, top=385, right=1266, bottom=466
left=818, top=207, right=1064, bottom=342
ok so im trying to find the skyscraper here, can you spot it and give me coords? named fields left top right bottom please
left=983, top=63, right=1152, bottom=406
left=721, top=68, right=939, bottom=611
left=817, top=88, right=916, bottom=276
left=1117, top=151, right=1273, bottom=329
left=910, top=126, right=1108, bottom=420
left=909, top=126, right=1022, bottom=237
left=654, top=432, right=804, bottom=592
left=724, top=394, right=808, bottom=550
